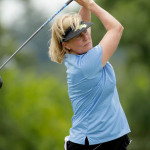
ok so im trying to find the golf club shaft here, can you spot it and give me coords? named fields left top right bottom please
left=0, top=0, right=73, bottom=71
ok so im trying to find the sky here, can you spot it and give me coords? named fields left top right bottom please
left=0, top=0, right=79, bottom=27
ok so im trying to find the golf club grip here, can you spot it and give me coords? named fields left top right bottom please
left=66, top=0, right=74, bottom=5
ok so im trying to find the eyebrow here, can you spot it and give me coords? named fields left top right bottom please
left=75, top=30, right=88, bottom=38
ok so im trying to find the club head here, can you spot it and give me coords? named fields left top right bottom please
left=0, top=76, right=3, bottom=88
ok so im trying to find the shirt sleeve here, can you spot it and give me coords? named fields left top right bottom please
left=80, top=44, right=103, bottom=78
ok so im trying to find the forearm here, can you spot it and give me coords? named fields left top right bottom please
left=78, top=6, right=91, bottom=34
left=79, top=6, right=91, bottom=23
left=89, top=2, right=124, bottom=31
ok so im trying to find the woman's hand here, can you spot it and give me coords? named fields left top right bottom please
left=75, top=0, right=94, bottom=9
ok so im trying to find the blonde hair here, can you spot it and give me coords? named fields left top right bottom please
left=49, top=13, right=82, bottom=63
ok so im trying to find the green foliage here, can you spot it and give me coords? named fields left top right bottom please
left=0, top=25, right=37, bottom=69
left=116, top=63, right=150, bottom=150
left=95, top=0, right=150, bottom=65
left=0, top=69, right=72, bottom=150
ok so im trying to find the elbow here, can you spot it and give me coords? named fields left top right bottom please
left=113, top=24, right=124, bottom=38
left=119, top=24, right=124, bottom=33
left=107, top=23, right=124, bottom=33
left=117, top=24, right=124, bottom=34
left=112, top=24, right=124, bottom=36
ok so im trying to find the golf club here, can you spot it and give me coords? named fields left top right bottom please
left=0, top=0, right=74, bottom=71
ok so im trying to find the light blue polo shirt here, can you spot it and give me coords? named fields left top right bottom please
left=64, top=45, right=130, bottom=145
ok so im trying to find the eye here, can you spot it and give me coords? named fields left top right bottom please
left=83, top=29, right=88, bottom=33
left=75, top=33, right=82, bottom=39
left=74, top=30, right=88, bottom=40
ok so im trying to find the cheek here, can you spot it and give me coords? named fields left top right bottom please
left=70, top=40, right=83, bottom=49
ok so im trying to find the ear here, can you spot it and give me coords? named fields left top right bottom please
left=62, top=42, right=70, bottom=50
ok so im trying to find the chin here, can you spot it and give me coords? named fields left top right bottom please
left=85, top=45, right=93, bottom=52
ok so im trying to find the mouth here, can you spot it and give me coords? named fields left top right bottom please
left=84, top=42, right=91, bottom=47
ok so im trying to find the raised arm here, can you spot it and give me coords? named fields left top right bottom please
left=78, top=6, right=91, bottom=34
left=75, top=0, right=124, bottom=67
left=79, top=6, right=91, bottom=22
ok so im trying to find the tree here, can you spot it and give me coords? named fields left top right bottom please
left=94, top=0, right=150, bottom=66
left=0, top=69, right=72, bottom=150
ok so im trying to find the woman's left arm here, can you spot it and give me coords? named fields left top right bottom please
left=79, top=6, right=91, bottom=22
left=79, top=6, right=91, bottom=34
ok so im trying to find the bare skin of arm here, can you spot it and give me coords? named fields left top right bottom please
left=78, top=6, right=92, bottom=35
left=75, top=0, right=124, bottom=67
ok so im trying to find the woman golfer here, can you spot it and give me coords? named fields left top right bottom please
left=49, top=0, right=131, bottom=149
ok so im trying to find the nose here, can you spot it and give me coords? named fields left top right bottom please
left=82, top=32, right=88, bottom=41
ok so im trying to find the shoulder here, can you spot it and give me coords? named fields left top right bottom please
left=64, top=45, right=103, bottom=71
left=86, top=44, right=102, bottom=55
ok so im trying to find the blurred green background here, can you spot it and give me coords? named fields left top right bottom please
left=0, top=0, right=150, bottom=149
